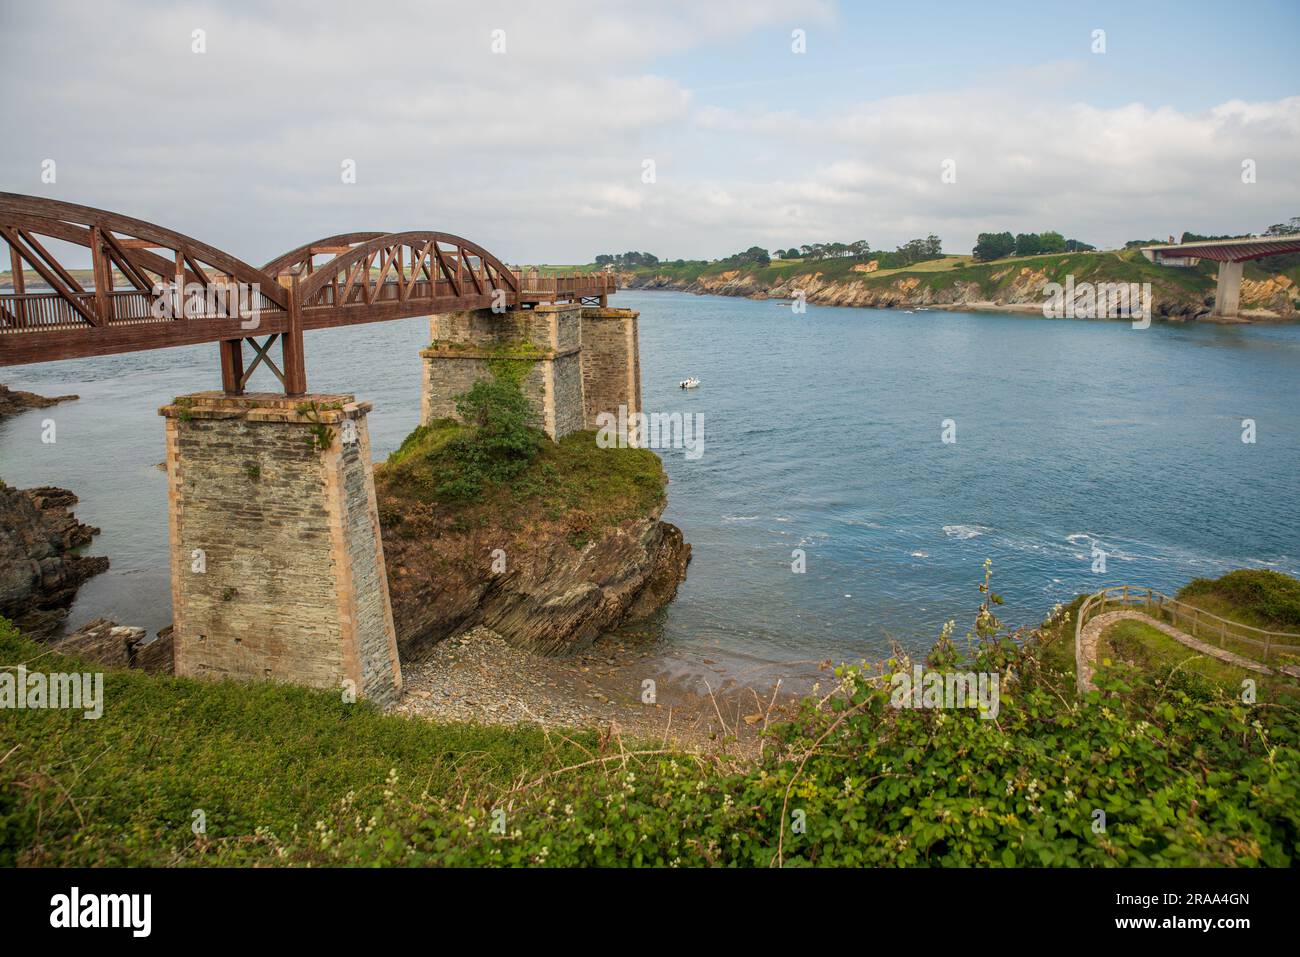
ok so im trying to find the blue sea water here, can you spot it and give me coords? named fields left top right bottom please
left=1, top=289, right=1297, bottom=676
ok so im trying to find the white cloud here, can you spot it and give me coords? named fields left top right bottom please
left=673, top=88, right=1300, bottom=254
left=1, top=2, right=1294, bottom=263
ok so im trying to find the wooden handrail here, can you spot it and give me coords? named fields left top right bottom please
left=1074, top=585, right=1300, bottom=694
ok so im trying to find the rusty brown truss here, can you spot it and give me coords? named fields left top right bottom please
left=0, top=193, right=617, bottom=395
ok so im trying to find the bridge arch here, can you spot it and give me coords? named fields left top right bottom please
left=2, top=195, right=616, bottom=395
left=294, top=230, right=520, bottom=311
left=0, top=193, right=287, bottom=324
left=262, top=232, right=387, bottom=279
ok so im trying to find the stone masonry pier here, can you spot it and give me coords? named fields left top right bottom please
left=159, top=392, right=402, bottom=704
left=421, top=303, right=641, bottom=439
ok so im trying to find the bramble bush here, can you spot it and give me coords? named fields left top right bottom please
left=300, top=567, right=1300, bottom=867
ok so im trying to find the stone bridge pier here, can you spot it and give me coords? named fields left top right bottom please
left=421, top=303, right=641, bottom=438
left=159, top=393, right=402, bottom=704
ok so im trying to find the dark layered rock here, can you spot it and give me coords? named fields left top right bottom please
left=48, top=618, right=174, bottom=674
left=0, top=384, right=78, bottom=420
left=383, top=507, right=691, bottom=660
left=0, top=483, right=108, bottom=636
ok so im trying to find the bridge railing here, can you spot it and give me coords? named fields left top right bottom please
left=1074, top=584, right=1300, bottom=693
left=0, top=291, right=97, bottom=331
left=0, top=287, right=286, bottom=332
left=510, top=271, right=618, bottom=299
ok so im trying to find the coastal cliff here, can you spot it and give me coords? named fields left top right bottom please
left=374, top=422, right=689, bottom=659
left=621, top=250, right=1300, bottom=321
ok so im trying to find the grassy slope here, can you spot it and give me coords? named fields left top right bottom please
left=1099, top=618, right=1300, bottom=702
left=1030, top=595, right=1086, bottom=681
left=1176, top=569, right=1300, bottom=632
left=5, top=597, right=1297, bottom=866
left=0, top=621, right=611, bottom=865
left=1167, top=570, right=1300, bottom=671
left=375, top=420, right=665, bottom=546
left=1035, top=572, right=1300, bottom=686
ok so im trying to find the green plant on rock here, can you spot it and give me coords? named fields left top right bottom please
left=436, top=376, right=542, bottom=498
left=484, top=339, right=543, bottom=388
left=429, top=344, right=544, bottom=499
left=296, top=402, right=336, bottom=453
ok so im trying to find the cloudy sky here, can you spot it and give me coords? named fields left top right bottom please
left=2, top=0, right=1298, bottom=265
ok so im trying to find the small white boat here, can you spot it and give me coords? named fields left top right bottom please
left=679, top=377, right=700, bottom=389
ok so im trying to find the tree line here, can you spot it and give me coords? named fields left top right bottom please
left=597, top=218, right=1297, bottom=273
left=773, top=236, right=945, bottom=267
left=972, top=231, right=1095, bottom=262
left=593, top=251, right=660, bottom=267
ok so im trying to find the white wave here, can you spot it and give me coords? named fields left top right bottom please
left=942, top=524, right=991, bottom=540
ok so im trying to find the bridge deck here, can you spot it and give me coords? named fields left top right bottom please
left=1143, top=235, right=1300, bottom=263
left=0, top=274, right=616, bottom=365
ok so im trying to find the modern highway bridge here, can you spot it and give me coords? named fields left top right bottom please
left=1143, top=235, right=1300, bottom=320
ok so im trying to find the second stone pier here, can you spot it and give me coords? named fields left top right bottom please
left=420, top=302, right=641, bottom=440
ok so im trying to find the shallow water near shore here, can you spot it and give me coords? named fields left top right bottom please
left=2, top=289, right=1298, bottom=686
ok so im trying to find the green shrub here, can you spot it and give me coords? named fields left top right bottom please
left=1179, top=570, right=1300, bottom=629
left=435, top=376, right=543, bottom=499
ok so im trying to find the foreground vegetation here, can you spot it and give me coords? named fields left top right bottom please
left=3, top=568, right=1297, bottom=867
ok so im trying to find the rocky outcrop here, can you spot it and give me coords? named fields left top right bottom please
left=0, top=384, right=78, bottom=420
left=47, top=618, right=174, bottom=674
left=0, top=484, right=108, bottom=636
left=382, top=506, right=690, bottom=660
left=1240, top=275, right=1298, bottom=317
